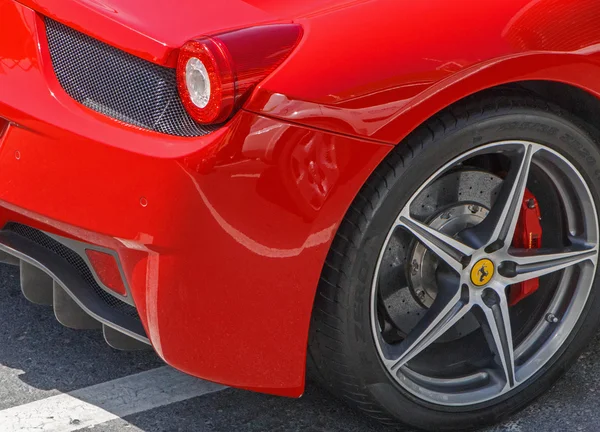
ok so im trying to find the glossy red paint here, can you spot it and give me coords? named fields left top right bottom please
left=14, top=0, right=351, bottom=66
left=0, top=0, right=390, bottom=397
left=2, top=0, right=600, bottom=398
left=248, top=0, right=600, bottom=144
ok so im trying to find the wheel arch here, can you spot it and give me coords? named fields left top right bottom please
left=376, top=53, right=600, bottom=145
left=303, top=73, right=600, bottom=380
left=250, top=51, right=600, bottom=147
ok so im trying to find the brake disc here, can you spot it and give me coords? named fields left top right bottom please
left=380, top=169, right=503, bottom=342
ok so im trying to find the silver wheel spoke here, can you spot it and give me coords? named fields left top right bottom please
left=507, top=247, right=598, bottom=283
left=397, top=213, right=475, bottom=273
left=464, top=144, right=535, bottom=249
left=389, top=273, right=470, bottom=371
left=478, top=293, right=516, bottom=388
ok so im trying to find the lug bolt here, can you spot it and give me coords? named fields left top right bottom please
left=527, top=199, right=536, bottom=209
left=417, top=290, right=426, bottom=299
left=411, top=260, right=419, bottom=275
left=546, top=313, right=559, bottom=323
left=469, top=204, right=480, bottom=214
left=441, top=211, right=452, bottom=219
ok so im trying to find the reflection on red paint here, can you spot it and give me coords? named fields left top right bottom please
left=504, top=0, right=600, bottom=51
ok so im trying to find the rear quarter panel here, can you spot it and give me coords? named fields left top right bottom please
left=247, top=0, right=600, bottom=144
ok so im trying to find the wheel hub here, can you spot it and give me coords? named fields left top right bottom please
left=470, top=258, right=495, bottom=286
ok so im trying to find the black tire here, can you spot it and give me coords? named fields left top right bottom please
left=308, top=91, right=600, bottom=431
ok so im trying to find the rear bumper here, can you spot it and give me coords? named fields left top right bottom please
left=0, top=223, right=147, bottom=342
left=0, top=0, right=392, bottom=396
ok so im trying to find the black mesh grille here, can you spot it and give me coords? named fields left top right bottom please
left=44, top=18, right=218, bottom=137
left=5, top=223, right=139, bottom=319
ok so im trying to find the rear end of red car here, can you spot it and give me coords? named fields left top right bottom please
left=0, top=0, right=390, bottom=397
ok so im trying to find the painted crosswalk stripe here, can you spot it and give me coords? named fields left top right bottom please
left=0, top=366, right=226, bottom=431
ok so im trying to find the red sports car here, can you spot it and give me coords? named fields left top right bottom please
left=2, top=0, right=600, bottom=430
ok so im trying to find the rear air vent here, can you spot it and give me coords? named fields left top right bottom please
left=44, top=17, right=219, bottom=137
left=4, top=223, right=139, bottom=319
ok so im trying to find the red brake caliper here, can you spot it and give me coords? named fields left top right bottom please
left=509, top=189, right=543, bottom=306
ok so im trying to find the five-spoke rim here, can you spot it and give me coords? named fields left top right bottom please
left=370, top=141, right=599, bottom=406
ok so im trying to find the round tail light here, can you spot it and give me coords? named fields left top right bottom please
left=177, top=24, right=303, bottom=125
left=185, top=57, right=211, bottom=109
left=177, top=38, right=235, bottom=124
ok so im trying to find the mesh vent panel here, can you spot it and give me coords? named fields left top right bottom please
left=5, top=223, right=139, bottom=318
left=45, top=18, right=218, bottom=137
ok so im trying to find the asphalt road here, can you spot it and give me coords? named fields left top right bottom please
left=0, top=262, right=599, bottom=432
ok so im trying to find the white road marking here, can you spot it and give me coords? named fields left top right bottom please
left=0, top=366, right=226, bottom=432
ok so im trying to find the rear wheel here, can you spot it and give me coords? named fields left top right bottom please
left=309, top=93, right=600, bottom=431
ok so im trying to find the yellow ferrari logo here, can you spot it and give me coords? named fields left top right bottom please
left=471, top=259, right=494, bottom=286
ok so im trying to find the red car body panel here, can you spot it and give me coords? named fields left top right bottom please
left=249, top=0, right=600, bottom=144
left=0, top=0, right=391, bottom=397
left=15, top=0, right=352, bottom=66
left=1, top=0, right=600, bottom=397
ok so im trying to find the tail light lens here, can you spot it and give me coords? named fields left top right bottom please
left=177, top=24, right=303, bottom=125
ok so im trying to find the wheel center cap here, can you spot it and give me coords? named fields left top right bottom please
left=471, top=259, right=495, bottom=286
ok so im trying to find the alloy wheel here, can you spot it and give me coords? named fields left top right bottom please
left=371, top=140, right=599, bottom=406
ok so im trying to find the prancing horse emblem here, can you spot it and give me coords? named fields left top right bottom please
left=471, top=259, right=494, bottom=287
left=478, top=265, right=489, bottom=283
